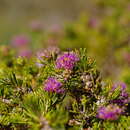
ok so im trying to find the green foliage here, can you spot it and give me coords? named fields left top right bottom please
left=0, top=48, right=129, bottom=129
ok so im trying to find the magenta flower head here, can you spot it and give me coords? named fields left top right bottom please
left=112, top=82, right=128, bottom=99
left=97, top=104, right=122, bottom=120
left=44, top=77, right=64, bottom=93
left=11, top=35, right=30, bottom=47
left=112, top=82, right=127, bottom=92
left=111, top=82, right=130, bottom=105
left=56, top=52, right=79, bottom=70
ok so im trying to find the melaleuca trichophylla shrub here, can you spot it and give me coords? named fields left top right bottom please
left=0, top=47, right=130, bottom=129
left=34, top=48, right=130, bottom=128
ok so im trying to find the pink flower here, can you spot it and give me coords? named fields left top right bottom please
left=11, top=35, right=30, bottom=47
left=97, top=104, right=122, bottom=120
left=44, top=77, right=64, bottom=93
left=56, top=52, right=79, bottom=70
left=110, top=82, right=130, bottom=105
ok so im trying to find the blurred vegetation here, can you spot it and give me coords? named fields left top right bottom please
left=0, top=0, right=130, bottom=78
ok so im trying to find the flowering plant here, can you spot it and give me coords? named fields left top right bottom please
left=0, top=48, right=129, bottom=129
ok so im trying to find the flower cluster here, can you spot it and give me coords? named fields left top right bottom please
left=97, top=104, right=122, bottom=120
left=56, top=52, right=79, bottom=70
left=11, top=35, right=30, bottom=47
left=43, top=51, right=79, bottom=93
left=44, top=77, right=64, bottom=93
left=112, top=82, right=126, bottom=91
left=42, top=49, right=129, bottom=128
left=110, top=82, right=130, bottom=105
left=0, top=47, right=130, bottom=129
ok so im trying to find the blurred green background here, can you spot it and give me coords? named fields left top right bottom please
left=0, top=0, right=130, bottom=81
left=0, top=0, right=90, bottom=41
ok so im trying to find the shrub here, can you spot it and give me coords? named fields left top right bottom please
left=0, top=48, right=129, bottom=129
